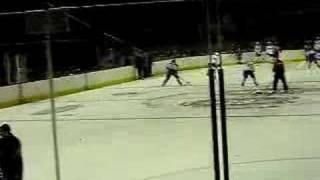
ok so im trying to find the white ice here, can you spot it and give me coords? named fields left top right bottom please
left=1, top=61, right=320, bottom=180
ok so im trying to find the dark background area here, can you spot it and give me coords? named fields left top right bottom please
left=0, top=0, right=319, bottom=49
left=0, top=0, right=319, bottom=84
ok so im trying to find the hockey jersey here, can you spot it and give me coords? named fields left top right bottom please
left=266, top=45, right=280, bottom=57
left=314, top=51, right=320, bottom=60
left=254, top=44, right=262, bottom=54
left=211, top=54, right=220, bottom=65
left=243, top=61, right=255, bottom=71
left=166, top=61, right=179, bottom=71
left=306, top=49, right=316, bottom=57
left=314, top=40, right=320, bottom=51
left=266, top=45, right=275, bottom=55
left=273, top=60, right=285, bottom=74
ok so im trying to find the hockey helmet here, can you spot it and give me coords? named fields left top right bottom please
left=266, top=41, right=273, bottom=45
left=0, top=123, right=11, bottom=132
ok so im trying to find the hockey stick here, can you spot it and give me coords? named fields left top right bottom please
left=179, top=76, right=192, bottom=85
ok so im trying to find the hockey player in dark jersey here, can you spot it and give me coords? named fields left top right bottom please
left=161, top=59, right=183, bottom=86
left=272, top=58, right=289, bottom=92
left=0, top=123, right=23, bottom=180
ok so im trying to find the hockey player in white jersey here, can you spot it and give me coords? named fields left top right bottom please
left=254, top=41, right=264, bottom=61
left=254, top=41, right=263, bottom=57
left=241, top=59, right=259, bottom=87
left=304, top=40, right=319, bottom=69
left=266, top=41, right=280, bottom=60
left=161, top=59, right=183, bottom=86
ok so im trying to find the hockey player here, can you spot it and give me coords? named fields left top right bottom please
left=211, top=52, right=220, bottom=66
left=312, top=37, right=320, bottom=68
left=235, top=45, right=242, bottom=63
left=161, top=59, right=183, bottom=86
left=254, top=41, right=264, bottom=62
left=304, top=40, right=319, bottom=69
left=207, top=52, right=220, bottom=76
left=0, top=123, right=23, bottom=180
left=314, top=36, right=320, bottom=50
left=241, top=59, right=259, bottom=87
left=272, top=57, right=289, bottom=92
left=266, top=41, right=281, bottom=60
left=265, top=41, right=274, bottom=57
left=254, top=41, right=263, bottom=57
left=133, top=48, right=146, bottom=79
left=304, top=40, right=313, bottom=52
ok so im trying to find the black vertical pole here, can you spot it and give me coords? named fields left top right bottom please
left=45, top=5, right=62, bottom=180
left=214, top=0, right=230, bottom=176
left=204, top=0, right=221, bottom=179
left=208, top=66, right=221, bottom=180
left=218, top=65, right=230, bottom=180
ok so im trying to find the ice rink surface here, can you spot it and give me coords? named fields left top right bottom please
left=1, top=61, right=320, bottom=180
